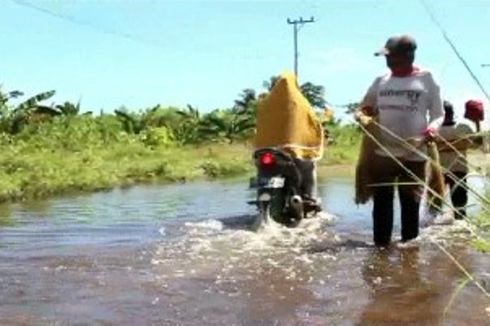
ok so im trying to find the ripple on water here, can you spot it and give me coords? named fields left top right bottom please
left=1, top=178, right=489, bottom=324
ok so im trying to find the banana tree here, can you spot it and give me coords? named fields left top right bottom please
left=172, top=104, right=202, bottom=144
left=0, top=89, right=23, bottom=109
left=55, top=100, right=91, bottom=116
left=176, top=104, right=200, bottom=122
left=14, top=90, right=56, bottom=113
left=6, top=90, right=56, bottom=134
left=233, top=89, right=256, bottom=112
left=115, top=109, right=145, bottom=134
left=300, top=82, right=327, bottom=109
left=233, top=88, right=257, bottom=128
left=0, top=89, right=23, bottom=133
left=200, top=110, right=255, bottom=143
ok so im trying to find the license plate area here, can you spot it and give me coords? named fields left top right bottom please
left=258, top=177, right=285, bottom=188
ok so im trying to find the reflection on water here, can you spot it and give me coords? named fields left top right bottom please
left=359, top=241, right=490, bottom=326
left=360, top=247, right=447, bottom=325
left=0, top=178, right=488, bottom=324
left=0, top=204, right=12, bottom=226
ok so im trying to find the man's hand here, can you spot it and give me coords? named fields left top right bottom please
left=422, top=126, right=437, bottom=142
left=358, top=115, right=373, bottom=127
left=422, top=126, right=436, bottom=137
left=355, top=106, right=374, bottom=127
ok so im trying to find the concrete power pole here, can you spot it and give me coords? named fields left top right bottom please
left=287, top=16, right=315, bottom=80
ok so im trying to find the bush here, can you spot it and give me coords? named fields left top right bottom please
left=140, top=127, right=174, bottom=147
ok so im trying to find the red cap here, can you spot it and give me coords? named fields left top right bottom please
left=464, top=99, right=484, bottom=121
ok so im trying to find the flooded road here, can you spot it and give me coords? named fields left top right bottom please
left=0, top=176, right=489, bottom=325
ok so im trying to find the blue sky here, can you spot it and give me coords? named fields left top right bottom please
left=1, top=0, right=489, bottom=120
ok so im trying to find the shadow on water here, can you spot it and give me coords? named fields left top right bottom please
left=0, top=177, right=488, bottom=324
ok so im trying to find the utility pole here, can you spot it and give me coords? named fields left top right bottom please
left=287, top=16, right=315, bottom=80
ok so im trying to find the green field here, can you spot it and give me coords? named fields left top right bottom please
left=0, top=118, right=361, bottom=203
left=0, top=88, right=362, bottom=202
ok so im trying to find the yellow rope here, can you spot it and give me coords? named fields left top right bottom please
left=435, top=130, right=487, bottom=172
left=370, top=120, right=490, bottom=210
left=358, top=122, right=450, bottom=208
left=358, top=121, right=490, bottom=304
left=358, top=121, right=489, bottom=242
left=432, top=135, right=490, bottom=213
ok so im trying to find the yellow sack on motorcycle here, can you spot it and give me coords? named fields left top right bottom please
left=254, top=71, right=324, bottom=160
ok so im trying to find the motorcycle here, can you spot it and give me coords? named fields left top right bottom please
left=249, top=148, right=321, bottom=227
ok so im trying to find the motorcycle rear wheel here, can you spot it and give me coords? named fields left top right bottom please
left=269, top=189, right=301, bottom=227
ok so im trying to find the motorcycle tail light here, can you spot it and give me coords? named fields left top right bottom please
left=259, top=152, right=275, bottom=166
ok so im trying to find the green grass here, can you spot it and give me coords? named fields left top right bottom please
left=0, top=141, right=255, bottom=202
left=470, top=238, right=490, bottom=253
left=0, top=114, right=362, bottom=203
left=471, top=203, right=490, bottom=253
left=320, top=144, right=359, bottom=165
left=0, top=136, right=359, bottom=203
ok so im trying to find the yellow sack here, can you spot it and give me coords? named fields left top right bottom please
left=355, top=122, right=378, bottom=204
left=426, top=141, right=445, bottom=210
left=254, top=71, right=324, bottom=160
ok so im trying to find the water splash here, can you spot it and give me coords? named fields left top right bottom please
left=151, top=212, right=338, bottom=285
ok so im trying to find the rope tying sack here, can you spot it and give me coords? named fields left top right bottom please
left=355, top=121, right=378, bottom=204
left=355, top=118, right=445, bottom=208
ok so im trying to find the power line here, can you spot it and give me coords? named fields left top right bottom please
left=10, top=0, right=167, bottom=49
left=287, top=16, right=315, bottom=81
left=420, top=0, right=490, bottom=103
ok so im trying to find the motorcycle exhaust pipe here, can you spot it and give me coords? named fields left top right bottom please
left=290, top=195, right=303, bottom=209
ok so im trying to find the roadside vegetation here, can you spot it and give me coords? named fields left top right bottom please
left=0, top=80, right=361, bottom=203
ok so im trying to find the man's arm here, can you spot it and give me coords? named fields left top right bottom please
left=355, top=77, right=379, bottom=126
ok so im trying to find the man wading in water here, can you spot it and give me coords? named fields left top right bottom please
left=355, top=35, right=444, bottom=246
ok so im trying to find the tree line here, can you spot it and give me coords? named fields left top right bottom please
left=0, top=76, right=348, bottom=147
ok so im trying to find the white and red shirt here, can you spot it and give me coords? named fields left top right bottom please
left=361, top=69, right=444, bottom=161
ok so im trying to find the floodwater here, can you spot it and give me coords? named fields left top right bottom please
left=0, top=175, right=489, bottom=325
